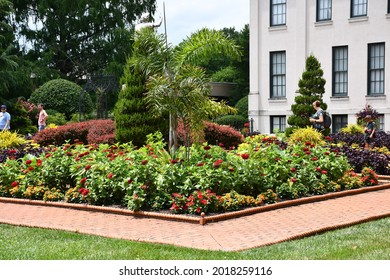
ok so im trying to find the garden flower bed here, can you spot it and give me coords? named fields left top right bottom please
left=0, top=132, right=383, bottom=218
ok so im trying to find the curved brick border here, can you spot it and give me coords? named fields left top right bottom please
left=1, top=176, right=390, bottom=226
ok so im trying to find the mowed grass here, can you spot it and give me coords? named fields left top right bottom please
left=0, top=217, right=389, bottom=260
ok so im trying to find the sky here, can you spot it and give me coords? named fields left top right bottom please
left=153, top=0, right=249, bottom=45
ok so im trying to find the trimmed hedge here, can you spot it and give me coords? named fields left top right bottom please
left=177, top=121, right=244, bottom=148
left=32, top=119, right=115, bottom=146
left=214, top=115, right=247, bottom=130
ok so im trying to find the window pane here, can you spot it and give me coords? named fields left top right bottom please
left=332, top=115, right=348, bottom=133
left=368, top=43, right=385, bottom=95
left=317, top=0, right=332, bottom=21
left=271, top=51, right=286, bottom=98
left=352, top=0, right=367, bottom=17
left=271, top=0, right=286, bottom=25
left=333, top=46, right=348, bottom=96
left=271, top=116, right=286, bottom=133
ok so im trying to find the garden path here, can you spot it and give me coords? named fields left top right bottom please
left=1, top=187, right=390, bottom=252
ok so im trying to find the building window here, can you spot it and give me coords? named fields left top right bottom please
left=332, top=115, right=348, bottom=133
left=332, top=46, right=348, bottom=96
left=388, top=0, right=390, bottom=13
left=378, top=114, right=384, bottom=131
left=317, top=0, right=332, bottom=21
left=351, top=0, right=367, bottom=18
left=368, top=43, right=385, bottom=95
left=270, top=116, right=286, bottom=133
left=271, top=0, right=286, bottom=26
left=270, top=51, right=286, bottom=98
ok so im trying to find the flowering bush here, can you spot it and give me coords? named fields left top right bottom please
left=356, top=103, right=379, bottom=125
left=0, top=131, right=382, bottom=214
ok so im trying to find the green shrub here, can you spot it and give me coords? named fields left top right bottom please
left=0, top=131, right=27, bottom=149
left=340, top=124, right=364, bottom=134
left=211, top=66, right=239, bottom=82
left=29, top=79, right=93, bottom=119
left=288, top=126, right=325, bottom=146
left=235, top=95, right=248, bottom=118
left=46, top=109, right=67, bottom=126
left=214, top=115, right=247, bottom=130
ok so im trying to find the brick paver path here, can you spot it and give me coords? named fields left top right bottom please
left=1, top=188, right=390, bottom=251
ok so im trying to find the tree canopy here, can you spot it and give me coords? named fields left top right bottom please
left=11, top=0, right=157, bottom=80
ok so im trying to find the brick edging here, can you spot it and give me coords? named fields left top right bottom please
left=1, top=178, right=390, bottom=226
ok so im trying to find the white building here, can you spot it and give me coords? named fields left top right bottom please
left=249, top=0, right=390, bottom=133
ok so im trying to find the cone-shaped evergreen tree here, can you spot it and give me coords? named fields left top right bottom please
left=286, top=54, right=327, bottom=136
left=113, top=61, right=168, bottom=147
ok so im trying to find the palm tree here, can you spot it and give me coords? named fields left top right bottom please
left=130, top=28, right=242, bottom=154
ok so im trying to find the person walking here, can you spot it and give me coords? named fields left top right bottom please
left=309, top=100, right=324, bottom=130
left=364, top=115, right=376, bottom=149
left=0, top=105, right=11, bottom=131
left=37, top=103, right=48, bottom=131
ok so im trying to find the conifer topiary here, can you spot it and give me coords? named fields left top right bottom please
left=113, top=63, right=168, bottom=147
left=286, top=54, right=328, bottom=136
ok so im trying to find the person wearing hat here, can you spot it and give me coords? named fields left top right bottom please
left=0, top=105, right=11, bottom=131
left=364, top=115, right=376, bottom=149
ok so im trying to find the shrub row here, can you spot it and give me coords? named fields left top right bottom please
left=32, top=119, right=115, bottom=146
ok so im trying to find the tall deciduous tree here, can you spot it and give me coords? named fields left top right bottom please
left=12, top=0, right=157, bottom=81
left=286, top=54, right=327, bottom=136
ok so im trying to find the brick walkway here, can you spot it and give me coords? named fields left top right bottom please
left=1, top=187, right=390, bottom=251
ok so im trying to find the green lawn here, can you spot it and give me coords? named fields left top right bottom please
left=0, top=217, right=389, bottom=260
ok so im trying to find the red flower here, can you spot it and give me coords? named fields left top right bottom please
left=196, top=207, right=201, bottom=213
left=324, top=151, right=330, bottom=155
left=80, top=177, right=87, bottom=185
left=315, top=167, right=321, bottom=172
left=290, top=167, right=296, bottom=172
left=201, top=199, right=208, bottom=205
left=28, top=166, right=34, bottom=171
left=8, top=150, right=16, bottom=154
left=321, top=170, right=327, bottom=174
left=127, top=179, right=132, bottom=184
left=291, top=178, right=297, bottom=183
left=107, top=173, right=113, bottom=179
left=196, top=162, right=205, bottom=167
left=78, top=188, right=89, bottom=196
left=170, top=159, right=179, bottom=164
left=213, top=159, right=223, bottom=168
left=241, top=153, right=250, bottom=160
left=219, top=143, right=225, bottom=147
left=311, top=157, right=318, bottom=161
left=141, top=159, right=148, bottom=165
left=11, top=181, right=18, bottom=187
left=305, top=151, right=311, bottom=155
left=244, top=122, right=250, bottom=127
left=36, top=159, right=42, bottom=166
left=26, top=159, right=32, bottom=165
left=229, top=167, right=235, bottom=172
left=85, top=165, right=91, bottom=171
left=203, top=145, right=211, bottom=150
